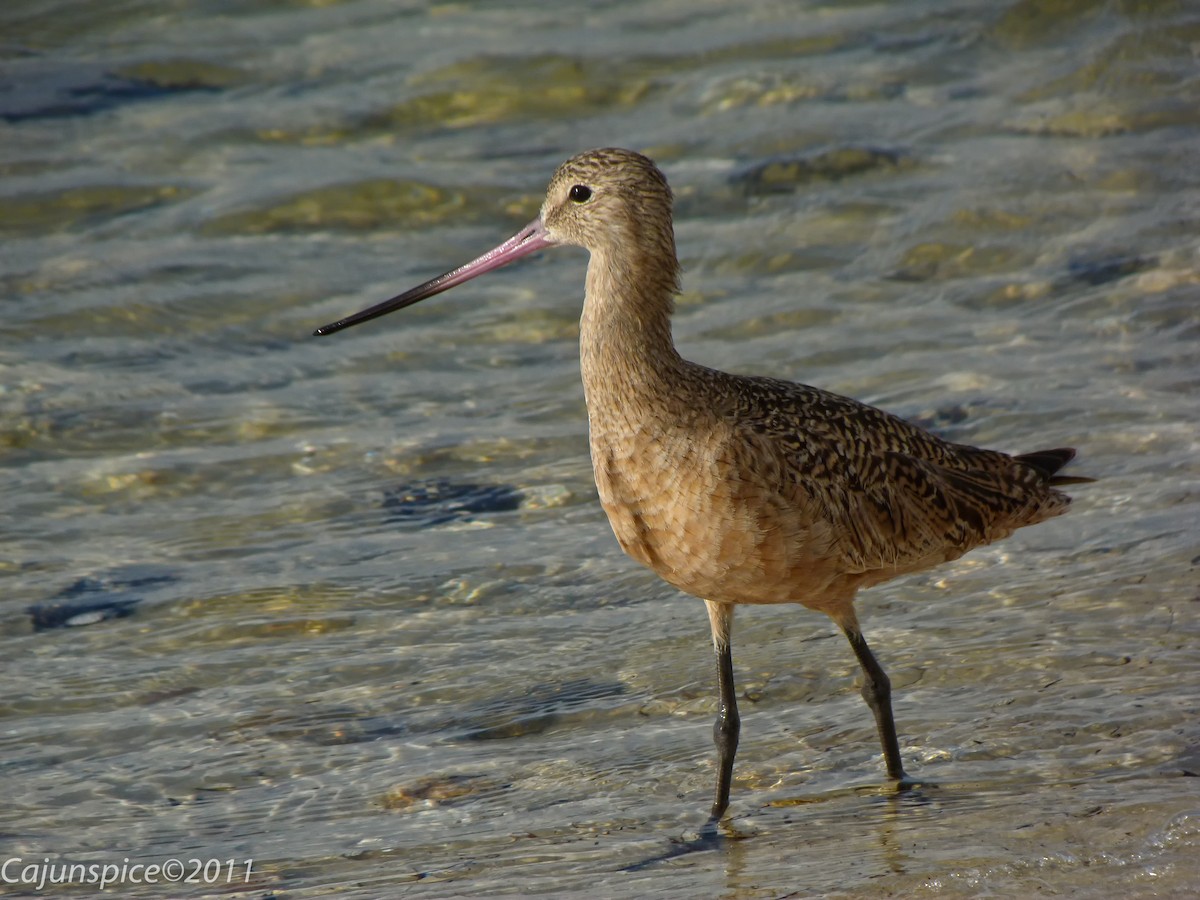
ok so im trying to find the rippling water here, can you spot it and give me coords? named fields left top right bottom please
left=2, top=0, right=1197, bottom=896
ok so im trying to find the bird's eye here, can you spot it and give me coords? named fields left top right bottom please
left=568, top=184, right=593, bottom=203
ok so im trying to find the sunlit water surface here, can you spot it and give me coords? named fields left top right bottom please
left=2, top=0, right=1197, bottom=896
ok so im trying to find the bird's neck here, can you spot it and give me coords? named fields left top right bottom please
left=579, top=247, right=686, bottom=405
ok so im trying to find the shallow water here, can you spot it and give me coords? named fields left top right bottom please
left=2, top=0, right=1198, bottom=896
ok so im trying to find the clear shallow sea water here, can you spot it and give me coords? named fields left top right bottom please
left=2, top=0, right=1198, bottom=896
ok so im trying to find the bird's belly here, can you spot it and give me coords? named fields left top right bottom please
left=590, top=429, right=839, bottom=605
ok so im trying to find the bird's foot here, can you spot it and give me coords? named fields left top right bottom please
left=894, top=771, right=937, bottom=792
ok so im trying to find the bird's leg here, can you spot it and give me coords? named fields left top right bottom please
left=841, top=624, right=911, bottom=782
left=704, top=600, right=740, bottom=820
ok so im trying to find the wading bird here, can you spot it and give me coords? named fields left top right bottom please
left=315, top=148, right=1087, bottom=820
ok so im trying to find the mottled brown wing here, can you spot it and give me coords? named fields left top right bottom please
left=720, top=373, right=1071, bottom=575
left=816, top=449, right=1069, bottom=573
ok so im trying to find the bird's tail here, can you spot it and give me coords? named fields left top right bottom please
left=1014, top=447, right=1095, bottom=486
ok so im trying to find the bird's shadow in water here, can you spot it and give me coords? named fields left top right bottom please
left=621, top=780, right=936, bottom=872
left=620, top=815, right=742, bottom=873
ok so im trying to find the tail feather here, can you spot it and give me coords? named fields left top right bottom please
left=1015, top=447, right=1095, bottom=486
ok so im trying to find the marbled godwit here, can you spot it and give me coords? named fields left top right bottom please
left=315, top=148, right=1088, bottom=820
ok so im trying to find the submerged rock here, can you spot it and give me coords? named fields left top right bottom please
left=27, top=567, right=177, bottom=631
left=0, top=58, right=243, bottom=123
left=735, top=147, right=915, bottom=195
left=381, top=479, right=523, bottom=529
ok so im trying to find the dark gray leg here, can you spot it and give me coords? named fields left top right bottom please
left=710, top=637, right=741, bottom=819
left=703, top=600, right=740, bottom=819
left=842, top=625, right=910, bottom=781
